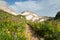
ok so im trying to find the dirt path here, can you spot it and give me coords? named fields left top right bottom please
left=25, top=24, right=39, bottom=40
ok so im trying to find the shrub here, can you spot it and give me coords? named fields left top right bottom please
left=54, top=11, right=60, bottom=20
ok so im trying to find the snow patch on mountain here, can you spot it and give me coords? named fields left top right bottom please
left=20, top=11, right=49, bottom=22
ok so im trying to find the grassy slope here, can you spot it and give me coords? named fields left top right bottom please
left=27, top=14, right=60, bottom=40
left=0, top=9, right=60, bottom=40
left=0, top=9, right=26, bottom=40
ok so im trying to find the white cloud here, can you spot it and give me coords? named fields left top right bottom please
left=9, top=1, right=43, bottom=13
left=0, top=0, right=8, bottom=10
left=0, top=0, right=7, bottom=6
left=8, top=0, right=60, bottom=17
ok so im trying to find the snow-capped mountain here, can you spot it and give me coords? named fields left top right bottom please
left=0, top=4, right=49, bottom=22
left=20, top=11, right=49, bottom=22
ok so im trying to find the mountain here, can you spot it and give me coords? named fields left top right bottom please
left=0, top=7, right=60, bottom=40
left=0, top=4, right=17, bottom=15
left=20, top=11, right=49, bottom=22
left=0, top=9, right=40, bottom=40
left=0, top=4, right=50, bottom=22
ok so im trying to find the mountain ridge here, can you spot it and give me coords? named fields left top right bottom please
left=0, top=5, right=17, bottom=15
left=20, top=11, right=49, bottom=22
left=0, top=5, right=50, bottom=22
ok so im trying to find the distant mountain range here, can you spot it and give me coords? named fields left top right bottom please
left=0, top=5, right=50, bottom=22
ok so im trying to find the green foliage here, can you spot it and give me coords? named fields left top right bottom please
left=55, top=11, right=60, bottom=20
left=16, top=15, right=26, bottom=22
left=28, top=21, right=60, bottom=40
left=0, top=9, right=26, bottom=40
left=0, top=9, right=60, bottom=40
left=0, top=21, right=26, bottom=40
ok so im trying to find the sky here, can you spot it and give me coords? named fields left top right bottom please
left=0, top=0, right=60, bottom=17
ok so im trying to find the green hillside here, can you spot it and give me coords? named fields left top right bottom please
left=0, top=9, right=60, bottom=40
left=27, top=11, right=60, bottom=40
left=0, top=9, right=26, bottom=40
left=28, top=20, right=60, bottom=40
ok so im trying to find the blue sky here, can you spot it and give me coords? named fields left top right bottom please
left=0, top=0, right=60, bottom=17
left=5, top=0, right=28, bottom=5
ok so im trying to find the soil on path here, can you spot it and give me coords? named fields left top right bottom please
left=25, top=24, right=39, bottom=40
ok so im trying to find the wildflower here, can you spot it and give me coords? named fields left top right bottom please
left=17, top=32, right=21, bottom=36
left=12, top=31, right=15, bottom=35
left=7, top=19, right=10, bottom=22
left=6, top=31, right=10, bottom=34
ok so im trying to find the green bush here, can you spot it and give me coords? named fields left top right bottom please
left=54, top=11, right=60, bottom=20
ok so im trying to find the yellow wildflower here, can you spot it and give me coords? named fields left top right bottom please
left=17, top=32, right=20, bottom=35
left=7, top=19, right=10, bottom=22
left=6, top=31, right=10, bottom=34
